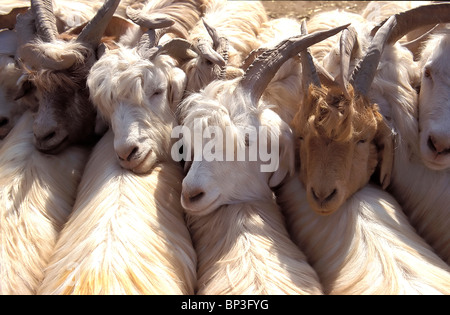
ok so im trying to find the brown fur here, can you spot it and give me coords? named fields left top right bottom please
left=291, top=84, right=393, bottom=215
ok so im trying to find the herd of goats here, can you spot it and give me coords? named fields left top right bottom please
left=0, top=0, right=449, bottom=295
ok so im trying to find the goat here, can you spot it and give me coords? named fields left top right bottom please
left=290, top=17, right=396, bottom=215
left=276, top=174, right=450, bottom=294
left=87, top=1, right=205, bottom=174
left=0, top=111, right=89, bottom=294
left=37, top=130, right=196, bottom=294
left=180, top=0, right=267, bottom=92
left=177, top=25, right=349, bottom=294
left=366, top=3, right=450, bottom=264
left=15, top=0, right=121, bottom=154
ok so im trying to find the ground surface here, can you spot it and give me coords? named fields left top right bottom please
left=260, top=0, right=371, bottom=20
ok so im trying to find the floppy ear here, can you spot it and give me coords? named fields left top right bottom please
left=167, top=66, right=187, bottom=110
left=374, top=110, right=393, bottom=189
left=260, top=109, right=295, bottom=188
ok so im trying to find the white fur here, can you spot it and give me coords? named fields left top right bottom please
left=37, top=130, right=197, bottom=294
left=178, top=79, right=323, bottom=294
left=277, top=174, right=450, bottom=294
left=0, top=111, right=89, bottom=294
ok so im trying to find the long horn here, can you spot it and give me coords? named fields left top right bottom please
left=201, top=19, right=228, bottom=80
left=350, top=16, right=396, bottom=96
left=238, top=23, right=350, bottom=104
left=339, top=26, right=359, bottom=98
left=300, top=20, right=321, bottom=91
left=401, top=24, right=439, bottom=60
left=31, top=0, right=58, bottom=42
left=370, top=3, right=450, bottom=44
left=77, top=0, right=121, bottom=48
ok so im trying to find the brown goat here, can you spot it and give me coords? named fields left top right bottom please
left=291, top=20, right=394, bottom=215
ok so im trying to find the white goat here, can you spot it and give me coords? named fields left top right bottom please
left=276, top=175, right=450, bottom=294
left=178, top=27, right=349, bottom=295
left=180, top=0, right=267, bottom=92
left=88, top=1, right=204, bottom=174
left=363, top=4, right=450, bottom=264
left=179, top=78, right=323, bottom=295
left=0, top=111, right=89, bottom=294
left=37, top=130, right=197, bottom=295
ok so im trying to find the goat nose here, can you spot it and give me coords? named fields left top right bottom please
left=311, top=187, right=338, bottom=204
left=116, top=146, right=139, bottom=162
left=428, top=134, right=450, bottom=155
left=0, top=117, right=9, bottom=127
left=182, top=188, right=205, bottom=204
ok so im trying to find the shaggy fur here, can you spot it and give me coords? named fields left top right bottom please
left=179, top=79, right=323, bottom=295
left=291, top=83, right=393, bottom=215
left=276, top=174, right=450, bottom=294
left=37, top=131, right=197, bottom=295
left=0, top=111, right=89, bottom=294
left=370, top=42, right=450, bottom=264
left=182, top=0, right=267, bottom=92
left=88, top=48, right=186, bottom=173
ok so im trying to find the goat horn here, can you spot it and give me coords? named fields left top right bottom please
left=351, top=16, right=396, bottom=96
left=339, top=26, right=359, bottom=98
left=199, top=19, right=228, bottom=80
left=300, top=20, right=321, bottom=91
left=370, top=3, right=450, bottom=44
left=31, top=0, right=58, bottom=42
left=238, top=23, right=350, bottom=105
left=77, top=0, right=121, bottom=48
left=401, top=24, right=439, bottom=60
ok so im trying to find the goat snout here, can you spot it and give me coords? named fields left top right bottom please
left=182, top=188, right=206, bottom=205
left=33, top=124, right=69, bottom=154
left=311, top=187, right=338, bottom=204
left=428, top=134, right=450, bottom=156
left=116, top=145, right=140, bottom=162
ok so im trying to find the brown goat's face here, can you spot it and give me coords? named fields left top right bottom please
left=292, top=85, right=391, bottom=215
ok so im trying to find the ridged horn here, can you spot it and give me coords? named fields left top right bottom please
left=300, top=20, right=321, bottom=91
left=339, top=26, right=359, bottom=98
left=238, top=23, right=350, bottom=104
left=370, top=3, right=450, bottom=44
left=77, top=0, right=121, bottom=48
left=350, top=16, right=396, bottom=96
left=31, top=0, right=58, bottom=42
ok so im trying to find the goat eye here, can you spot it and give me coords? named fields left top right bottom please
left=424, top=68, right=432, bottom=79
left=357, top=139, right=366, bottom=144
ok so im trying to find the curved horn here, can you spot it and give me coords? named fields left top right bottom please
left=339, top=26, right=359, bottom=98
left=200, top=19, right=228, bottom=80
left=402, top=24, right=439, bottom=60
left=31, top=0, right=58, bottom=42
left=238, top=23, right=350, bottom=104
left=370, top=3, right=450, bottom=44
left=350, top=16, right=396, bottom=96
left=77, top=0, right=121, bottom=48
left=300, top=20, right=321, bottom=91
left=147, top=38, right=197, bottom=61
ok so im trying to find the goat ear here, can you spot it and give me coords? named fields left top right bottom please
left=374, top=111, right=394, bottom=190
left=260, top=109, right=295, bottom=188
left=167, top=66, right=187, bottom=110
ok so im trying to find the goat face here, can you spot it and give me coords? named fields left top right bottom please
left=88, top=51, right=186, bottom=174
left=21, top=42, right=98, bottom=154
left=292, top=85, right=392, bottom=215
left=180, top=90, right=294, bottom=216
left=418, top=34, right=450, bottom=171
